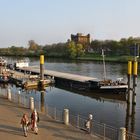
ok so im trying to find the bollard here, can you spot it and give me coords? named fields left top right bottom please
left=40, top=55, right=44, bottom=80
left=64, top=109, right=69, bottom=125
left=132, top=61, right=138, bottom=104
left=118, top=127, right=126, bottom=140
left=127, top=61, right=132, bottom=103
left=30, top=97, right=34, bottom=110
left=7, top=88, right=11, bottom=101
left=18, top=90, right=21, bottom=104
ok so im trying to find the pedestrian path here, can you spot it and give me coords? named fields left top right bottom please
left=0, top=97, right=101, bottom=140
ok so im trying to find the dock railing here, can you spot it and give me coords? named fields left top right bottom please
left=1, top=89, right=140, bottom=140
left=126, top=131, right=140, bottom=140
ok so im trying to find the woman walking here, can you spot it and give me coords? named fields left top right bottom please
left=20, top=113, right=29, bottom=137
left=31, top=109, right=39, bottom=134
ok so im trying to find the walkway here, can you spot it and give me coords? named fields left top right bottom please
left=0, top=97, right=100, bottom=140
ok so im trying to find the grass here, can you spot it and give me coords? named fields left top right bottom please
left=78, top=53, right=136, bottom=63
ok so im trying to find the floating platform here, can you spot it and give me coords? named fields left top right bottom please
left=17, top=66, right=128, bottom=93
left=8, top=69, right=54, bottom=88
left=23, top=79, right=54, bottom=89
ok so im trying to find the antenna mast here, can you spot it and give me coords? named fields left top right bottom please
left=102, top=49, right=106, bottom=81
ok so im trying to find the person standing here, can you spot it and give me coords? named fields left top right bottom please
left=20, top=113, right=29, bottom=137
left=31, top=109, right=39, bottom=134
left=85, top=114, right=93, bottom=134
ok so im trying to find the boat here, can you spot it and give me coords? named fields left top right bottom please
left=0, top=57, right=7, bottom=66
left=14, top=59, right=29, bottom=69
left=23, top=79, right=54, bottom=89
left=23, top=76, right=55, bottom=89
left=98, top=78, right=128, bottom=93
left=0, top=74, right=9, bottom=83
left=94, top=50, right=128, bottom=93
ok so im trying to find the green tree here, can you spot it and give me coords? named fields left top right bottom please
left=28, top=40, right=39, bottom=51
left=76, top=44, right=85, bottom=57
left=67, top=41, right=77, bottom=58
left=67, top=41, right=85, bottom=58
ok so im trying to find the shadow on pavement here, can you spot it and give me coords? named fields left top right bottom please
left=0, top=124, right=22, bottom=136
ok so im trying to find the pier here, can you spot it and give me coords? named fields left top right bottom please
left=19, top=66, right=98, bottom=82
left=16, top=66, right=100, bottom=90
left=16, top=65, right=128, bottom=93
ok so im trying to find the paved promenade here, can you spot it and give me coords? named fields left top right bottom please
left=0, top=97, right=100, bottom=140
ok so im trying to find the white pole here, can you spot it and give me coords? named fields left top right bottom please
left=30, top=97, right=34, bottom=110
left=118, top=127, right=126, bottom=140
left=64, top=109, right=69, bottom=125
left=18, top=90, right=21, bottom=104
left=7, top=88, right=11, bottom=101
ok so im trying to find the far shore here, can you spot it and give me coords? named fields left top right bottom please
left=1, top=54, right=138, bottom=63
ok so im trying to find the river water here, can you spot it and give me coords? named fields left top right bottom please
left=2, top=57, right=140, bottom=135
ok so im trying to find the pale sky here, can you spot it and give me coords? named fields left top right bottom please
left=0, top=0, right=140, bottom=47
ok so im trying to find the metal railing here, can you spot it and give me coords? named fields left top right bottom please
left=1, top=90, right=140, bottom=140
left=126, top=131, right=140, bottom=140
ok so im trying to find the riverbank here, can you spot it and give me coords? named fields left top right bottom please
left=2, top=54, right=137, bottom=63
left=77, top=53, right=136, bottom=63
left=0, top=96, right=100, bottom=140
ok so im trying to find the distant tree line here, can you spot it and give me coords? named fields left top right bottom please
left=90, top=37, right=140, bottom=56
left=0, top=37, right=140, bottom=58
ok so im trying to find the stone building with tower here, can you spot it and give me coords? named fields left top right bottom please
left=71, top=33, right=90, bottom=45
left=70, top=33, right=90, bottom=51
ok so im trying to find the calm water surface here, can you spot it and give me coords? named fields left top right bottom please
left=3, top=57, right=140, bottom=135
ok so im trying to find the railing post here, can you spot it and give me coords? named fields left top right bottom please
left=18, top=90, right=21, bottom=104
left=77, top=114, right=79, bottom=128
left=103, top=123, right=106, bottom=140
left=63, top=109, right=69, bottom=125
left=54, top=107, right=56, bottom=120
left=118, top=127, right=126, bottom=140
left=7, top=88, right=11, bottom=101
left=30, top=97, right=34, bottom=110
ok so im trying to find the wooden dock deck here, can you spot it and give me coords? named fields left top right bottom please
left=19, top=66, right=99, bottom=82
left=17, top=66, right=100, bottom=90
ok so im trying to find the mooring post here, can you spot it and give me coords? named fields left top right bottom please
left=127, top=61, right=132, bottom=104
left=18, top=90, right=21, bottom=104
left=30, top=97, right=34, bottom=110
left=118, top=127, right=126, bottom=140
left=7, top=88, right=11, bottom=101
left=63, top=109, right=69, bottom=125
left=40, top=55, right=44, bottom=80
left=132, top=61, right=138, bottom=105
left=39, top=55, right=45, bottom=89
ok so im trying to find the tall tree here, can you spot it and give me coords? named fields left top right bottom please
left=67, top=41, right=85, bottom=58
left=28, top=40, right=38, bottom=51
left=76, top=44, right=85, bottom=57
left=67, top=41, right=77, bottom=58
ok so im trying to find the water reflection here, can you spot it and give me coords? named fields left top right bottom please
left=131, top=104, right=136, bottom=133
left=125, top=91, right=136, bottom=134
left=56, top=85, right=127, bottom=103
left=40, top=90, right=45, bottom=112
